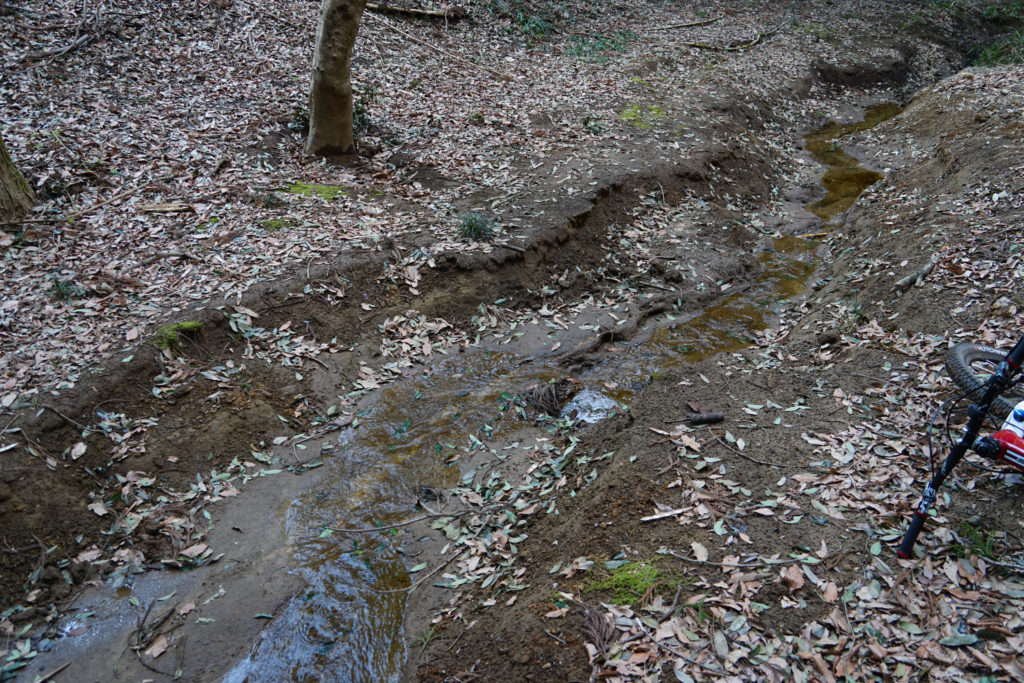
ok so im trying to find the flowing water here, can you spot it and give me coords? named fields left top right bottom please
left=223, top=104, right=900, bottom=681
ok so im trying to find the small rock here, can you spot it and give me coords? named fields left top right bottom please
left=991, top=296, right=1017, bottom=315
left=512, top=651, right=530, bottom=665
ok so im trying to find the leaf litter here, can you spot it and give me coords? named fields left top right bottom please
left=1, top=0, right=1023, bottom=680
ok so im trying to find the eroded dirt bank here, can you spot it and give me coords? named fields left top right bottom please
left=1, top=0, right=1021, bottom=681
left=410, top=66, right=1024, bottom=682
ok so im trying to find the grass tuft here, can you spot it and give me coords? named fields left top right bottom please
left=458, top=212, right=496, bottom=242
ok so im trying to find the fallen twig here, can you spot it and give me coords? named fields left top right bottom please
left=894, top=252, right=941, bottom=291
left=654, top=15, right=723, bottom=31
left=366, top=2, right=467, bottom=21
left=26, top=33, right=92, bottom=61
left=0, top=184, right=152, bottom=227
left=708, top=428, right=789, bottom=468
left=32, top=662, right=71, bottom=683
left=132, top=251, right=204, bottom=270
left=660, top=548, right=795, bottom=569
left=632, top=617, right=724, bottom=675
left=682, top=31, right=763, bottom=52
left=40, top=404, right=87, bottom=431
left=327, top=505, right=500, bottom=534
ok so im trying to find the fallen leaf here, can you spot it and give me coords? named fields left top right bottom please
left=88, top=502, right=110, bottom=517
left=144, top=635, right=169, bottom=659
left=783, top=565, right=805, bottom=591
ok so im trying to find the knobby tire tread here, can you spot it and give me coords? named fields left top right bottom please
left=945, top=343, right=1022, bottom=420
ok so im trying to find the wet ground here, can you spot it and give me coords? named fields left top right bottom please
left=4, top=2, right=1018, bottom=681
left=19, top=99, right=899, bottom=681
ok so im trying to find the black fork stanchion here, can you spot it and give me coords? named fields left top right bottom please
left=897, top=335, right=1024, bottom=559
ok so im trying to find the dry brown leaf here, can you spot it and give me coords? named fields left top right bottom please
left=783, top=565, right=804, bottom=592
left=691, top=541, right=709, bottom=562
left=144, top=635, right=170, bottom=659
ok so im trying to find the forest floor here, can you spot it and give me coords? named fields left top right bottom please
left=2, top=0, right=1024, bottom=681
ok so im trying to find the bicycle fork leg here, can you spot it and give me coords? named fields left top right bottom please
left=897, top=439, right=971, bottom=558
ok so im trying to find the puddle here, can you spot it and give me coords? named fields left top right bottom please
left=803, top=102, right=902, bottom=224
left=219, top=105, right=898, bottom=681
left=561, top=389, right=620, bottom=424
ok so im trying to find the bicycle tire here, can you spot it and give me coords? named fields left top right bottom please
left=945, top=343, right=1024, bottom=420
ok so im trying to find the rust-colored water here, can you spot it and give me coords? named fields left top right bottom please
left=804, top=102, right=902, bottom=223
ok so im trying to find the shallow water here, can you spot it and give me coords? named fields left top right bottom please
left=222, top=106, right=896, bottom=681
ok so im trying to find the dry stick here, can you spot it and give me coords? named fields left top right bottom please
left=32, top=662, right=71, bottom=683
left=654, top=15, right=724, bottom=30
left=133, top=251, right=204, bottom=269
left=894, top=252, right=941, bottom=291
left=982, top=558, right=1024, bottom=573
left=661, top=548, right=795, bottom=569
left=707, top=428, right=788, bottom=468
left=327, top=505, right=500, bottom=534
left=368, top=14, right=515, bottom=82
left=366, top=2, right=466, bottom=20
left=26, top=32, right=92, bottom=60
left=495, top=242, right=527, bottom=253
left=40, top=404, right=87, bottom=431
left=641, top=280, right=680, bottom=294
left=682, top=31, right=763, bottom=52
left=378, top=511, right=500, bottom=595
left=0, top=184, right=152, bottom=227
left=378, top=541, right=464, bottom=595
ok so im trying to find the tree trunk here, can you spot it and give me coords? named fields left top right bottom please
left=306, top=0, right=368, bottom=158
left=0, top=133, right=33, bottom=220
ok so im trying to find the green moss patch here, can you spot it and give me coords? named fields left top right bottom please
left=618, top=103, right=667, bottom=129
left=152, top=321, right=203, bottom=349
left=261, top=217, right=299, bottom=232
left=585, top=560, right=685, bottom=605
left=285, top=182, right=349, bottom=201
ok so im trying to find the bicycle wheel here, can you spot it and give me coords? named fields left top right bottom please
left=946, top=343, right=1024, bottom=420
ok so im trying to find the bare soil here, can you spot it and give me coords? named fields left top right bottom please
left=2, top=0, right=1022, bottom=681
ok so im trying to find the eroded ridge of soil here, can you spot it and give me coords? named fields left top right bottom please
left=412, top=70, right=1024, bottom=682
left=0, top=0, right=1021, bottom=680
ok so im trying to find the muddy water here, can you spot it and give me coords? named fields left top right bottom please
left=224, top=353, right=561, bottom=681
left=804, top=102, right=902, bottom=221
left=223, top=107, right=896, bottom=681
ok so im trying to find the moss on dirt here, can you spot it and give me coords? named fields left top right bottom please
left=618, top=103, right=666, bottom=129
left=261, top=217, right=298, bottom=231
left=584, top=560, right=682, bottom=605
left=285, top=182, right=349, bottom=201
left=152, top=321, right=203, bottom=349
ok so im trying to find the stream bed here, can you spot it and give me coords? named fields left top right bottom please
left=220, top=104, right=900, bottom=681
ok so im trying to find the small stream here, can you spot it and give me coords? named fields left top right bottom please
left=223, top=104, right=900, bottom=681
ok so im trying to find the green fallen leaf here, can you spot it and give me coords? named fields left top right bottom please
left=408, top=563, right=427, bottom=573
left=939, top=634, right=978, bottom=647
left=254, top=613, right=274, bottom=619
